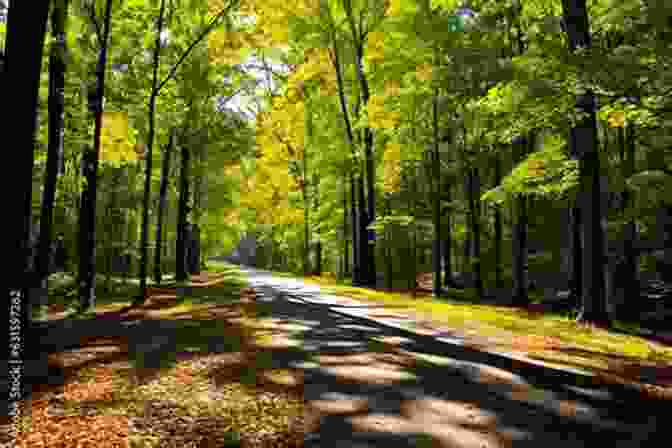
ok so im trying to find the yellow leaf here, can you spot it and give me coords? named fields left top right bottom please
left=385, top=0, right=401, bottom=16
left=101, top=112, right=137, bottom=163
left=415, top=64, right=433, bottom=82
left=607, top=110, right=626, bottom=128
left=366, top=31, right=386, bottom=63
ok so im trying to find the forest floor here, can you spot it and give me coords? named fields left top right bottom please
left=6, top=267, right=306, bottom=447
left=5, top=263, right=672, bottom=447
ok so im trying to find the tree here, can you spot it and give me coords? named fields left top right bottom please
left=561, top=0, right=610, bottom=327
left=34, top=0, right=72, bottom=309
left=153, top=129, right=174, bottom=283
left=137, top=0, right=236, bottom=303
left=3, top=0, right=51, bottom=402
left=77, top=0, right=115, bottom=312
left=176, top=131, right=191, bottom=282
left=139, top=0, right=168, bottom=293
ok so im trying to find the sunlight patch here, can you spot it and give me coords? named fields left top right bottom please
left=402, top=398, right=498, bottom=428
left=321, top=364, right=417, bottom=384
left=347, top=413, right=414, bottom=434
left=415, top=420, right=500, bottom=448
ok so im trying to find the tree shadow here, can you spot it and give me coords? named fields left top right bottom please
left=243, top=280, right=668, bottom=447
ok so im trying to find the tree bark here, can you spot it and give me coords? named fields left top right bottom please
left=153, top=131, right=173, bottom=284
left=138, top=0, right=167, bottom=303
left=350, top=172, right=359, bottom=285
left=512, top=137, right=529, bottom=307
left=411, top=165, right=418, bottom=294
left=569, top=199, right=582, bottom=306
left=330, top=42, right=359, bottom=286
left=188, top=224, right=200, bottom=275
left=431, top=89, right=442, bottom=297
left=468, top=167, right=484, bottom=298
left=78, top=0, right=114, bottom=312
left=357, top=173, right=369, bottom=286
left=313, top=172, right=321, bottom=276
left=493, top=155, right=503, bottom=291
left=353, top=42, right=376, bottom=287
left=343, top=179, right=349, bottom=278
left=617, top=124, right=638, bottom=318
left=562, top=0, right=610, bottom=327
left=34, top=0, right=70, bottom=308
left=2, top=0, right=50, bottom=403
left=176, top=141, right=191, bottom=282
left=385, top=194, right=393, bottom=289
left=442, top=180, right=454, bottom=288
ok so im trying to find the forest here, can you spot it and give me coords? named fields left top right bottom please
left=2, top=0, right=672, bottom=446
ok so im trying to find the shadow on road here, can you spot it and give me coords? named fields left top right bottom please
left=245, top=274, right=667, bottom=448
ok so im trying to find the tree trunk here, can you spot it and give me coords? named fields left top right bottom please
left=315, top=241, right=322, bottom=276
left=138, top=0, right=167, bottom=303
left=442, top=160, right=454, bottom=287
left=330, top=42, right=359, bottom=286
left=78, top=147, right=98, bottom=309
left=562, top=0, right=610, bottom=327
left=357, top=173, right=369, bottom=286
left=302, top=186, right=310, bottom=276
left=493, top=155, right=503, bottom=291
left=191, top=138, right=206, bottom=271
left=617, top=124, right=638, bottom=318
left=104, top=168, right=122, bottom=293
left=302, top=146, right=310, bottom=276
left=77, top=0, right=114, bottom=312
left=2, top=0, right=50, bottom=403
left=33, top=0, right=70, bottom=310
left=431, top=89, right=442, bottom=297
left=188, top=224, right=200, bottom=275
left=354, top=42, right=376, bottom=287
left=343, top=179, right=349, bottom=278
left=176, top=142, right=190, bottom=282
left=464, top=224, right=471, bottom=278
left=468, top=167, right=484, bottom=298
left=153, top=131, right=173, bottom=284
left=411, top=165, right=418, bottom=294
left=385, top=194, right=393, bottom=289
left=512, top=137, right=529, bottom=307
left=312, top=171, right=320, bottom=276
left=350, top=172, right=359, bottom=285
left=569, top=199, right=582, bottom=306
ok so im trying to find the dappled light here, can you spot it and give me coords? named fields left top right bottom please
left=6, top=0, right=672, bottom=445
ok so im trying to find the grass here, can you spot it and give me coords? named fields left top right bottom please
left=299, top=273, right=672, bottom=381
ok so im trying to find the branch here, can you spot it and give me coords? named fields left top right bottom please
left=155, top=0, right=237, bottom=94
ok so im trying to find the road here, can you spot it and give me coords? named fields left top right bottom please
left=240, top=267, right=665, bottom=448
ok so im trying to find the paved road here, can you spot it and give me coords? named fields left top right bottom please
left=240, top=267, right=666, bottom=448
